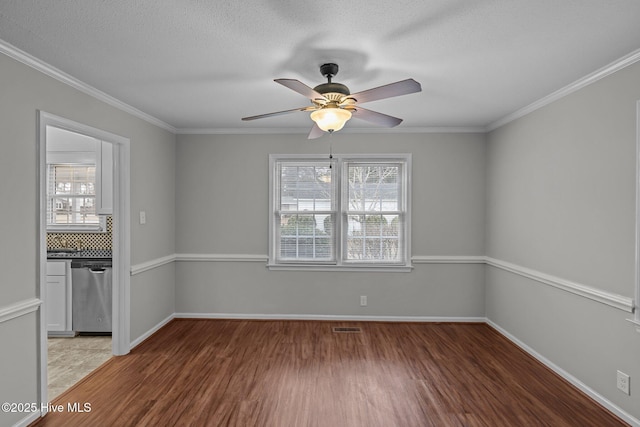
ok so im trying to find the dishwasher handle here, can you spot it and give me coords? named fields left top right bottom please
left=89, top=267, right=106, bottom=273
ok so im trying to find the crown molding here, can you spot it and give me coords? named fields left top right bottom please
left=4, top=35, right=639, bottom=136
left=175, top=126, right=486, bottom=135
left=0, top=39, right=176, bottom=133
left=487, top=48, right=640, bottom=131
left=176, top=127, right=308, bottom=135
left=0, top=35, right=481, bottom=137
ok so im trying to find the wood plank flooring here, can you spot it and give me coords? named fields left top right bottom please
left=31, top=320, right=627, bottom=427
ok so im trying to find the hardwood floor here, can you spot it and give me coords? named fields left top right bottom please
left=31, top=320, right=627, bottom=427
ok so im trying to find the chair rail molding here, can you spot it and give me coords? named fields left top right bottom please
left=130, top=252, right=633, bottom=313
left=411, top=255, right=486, bottom=264
left=130, top=254, right=176, bottom=276
left=485, top=257, right=634, bottom=313
left=0, top=298, right=42, bottom=324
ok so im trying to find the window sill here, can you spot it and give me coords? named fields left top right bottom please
left=47, top=226, right=106, bottom=233
left=267, top=264, right=413, bottom=273
left=47, top=217, right=107, bottom=233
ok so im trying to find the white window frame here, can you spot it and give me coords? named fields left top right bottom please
left=46, top=162, right=106, bottom=232
left=269, top=154, right=412, bottom=272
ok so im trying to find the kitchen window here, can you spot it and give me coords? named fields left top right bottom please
left=47, top=163, right=102, bottom=231
left=269, top=154, right=411, bottom=271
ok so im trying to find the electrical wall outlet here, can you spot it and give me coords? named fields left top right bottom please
left=617, top=370, right=630, bottom=395
left=360, top=295, right=367, bottom=307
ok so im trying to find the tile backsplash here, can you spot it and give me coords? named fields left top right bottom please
left=47, top=216, right=112, bottom=250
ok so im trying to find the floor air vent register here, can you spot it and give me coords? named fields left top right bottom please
left=332, top=327, right=362, bottom=333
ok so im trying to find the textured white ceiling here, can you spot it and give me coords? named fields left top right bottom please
left=1, top=0, right=640, bottom=132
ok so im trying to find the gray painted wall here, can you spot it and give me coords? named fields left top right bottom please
left=3, top=36, right=639, bottom=425
left=0, top=53, right=176, bottom=426
left=486, top=61, right=640, bottom=420
left=175, top=132, right=487, bottom=317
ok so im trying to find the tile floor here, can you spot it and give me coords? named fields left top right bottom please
left=48, top=336, right=112, bottom=400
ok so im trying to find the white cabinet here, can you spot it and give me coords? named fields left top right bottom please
left=96, top=141, right=113, bottom=215
left=46, top=261, right=73, bottom=335
left=47, top=275, right=66, bottom=331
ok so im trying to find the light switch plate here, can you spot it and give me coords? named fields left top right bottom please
left=139, top=211, right=146, bottom=224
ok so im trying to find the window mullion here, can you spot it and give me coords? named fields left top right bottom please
left=271, top=155, right=409, bottom=268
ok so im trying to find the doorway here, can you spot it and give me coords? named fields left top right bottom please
left=37, top=111, right=131, bottom=406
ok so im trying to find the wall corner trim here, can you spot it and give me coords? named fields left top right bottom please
left=0, top=298, right=42, bottom=324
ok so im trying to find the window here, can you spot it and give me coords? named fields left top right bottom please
left=47, top=164, right=101, bottom=230
left=270, top=154, right=411, bottom=270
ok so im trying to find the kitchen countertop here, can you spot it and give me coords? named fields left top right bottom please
left=47, top=249, right=112, bottom=260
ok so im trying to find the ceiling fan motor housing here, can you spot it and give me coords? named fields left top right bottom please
left=314, top=63, right=350, bottom=99
left=313, top=82, right=350, bottom=97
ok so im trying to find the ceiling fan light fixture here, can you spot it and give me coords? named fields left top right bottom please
left=242, top=63, right=421, bottom=139
left=310, top=107, right=352, bottom=133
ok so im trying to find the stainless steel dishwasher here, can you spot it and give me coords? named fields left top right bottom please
left=71, top=260, right=112, bottom=333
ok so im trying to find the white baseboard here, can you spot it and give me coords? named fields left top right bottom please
left=174, top=312, right=486, bottom=323
left=129, top=313, right=175, bottom=350
left=12, top=410, right=41, bottom=427
left=47, top=331, right=76, bottom=338
left=486, top=319, right=640, bottom=427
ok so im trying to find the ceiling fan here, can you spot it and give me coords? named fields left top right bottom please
left=242, top=63, right=422, bottom=139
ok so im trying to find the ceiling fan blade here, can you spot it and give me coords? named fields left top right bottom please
left=307, top=123, right=324, bottom=139
left=351, top=107, right=403, bottom=127
left=347, top=79, right=421, bottom=104
left=275, top=79, right=326, bottom=101
left=242, top=106, right=315, bottom=121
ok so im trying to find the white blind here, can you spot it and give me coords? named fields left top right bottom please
left=47, top=164, right=99, bottom=226
left=343, top=162, right=405, bottom=263
left=275, top=160, right=336, bottom=262
left=270, top=155, right=410, bottom=267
